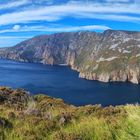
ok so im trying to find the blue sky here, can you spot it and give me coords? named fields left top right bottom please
left=0, top=0, right=140, bottom=47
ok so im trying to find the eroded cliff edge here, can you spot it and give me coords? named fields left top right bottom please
left=0, top=30, right=140, bottom=84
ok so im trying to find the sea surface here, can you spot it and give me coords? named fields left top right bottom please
left=0, top=59, right=140, bottom=106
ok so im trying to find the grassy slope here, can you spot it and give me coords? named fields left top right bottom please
left=0, top=87, right=139, bottom=140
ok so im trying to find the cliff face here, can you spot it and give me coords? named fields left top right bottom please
left=0, top=30, right=140, bottom=84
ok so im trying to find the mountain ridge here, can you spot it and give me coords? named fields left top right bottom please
left=0, top=29, right=140, bottom=84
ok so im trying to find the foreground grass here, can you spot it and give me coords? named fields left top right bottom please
left=0, top=87, right=139, bottom=140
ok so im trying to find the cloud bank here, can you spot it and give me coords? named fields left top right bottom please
left=0, top=1, right=139, bottom=25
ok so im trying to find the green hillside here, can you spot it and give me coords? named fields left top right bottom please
left=0, top=87, right=139, bottom=140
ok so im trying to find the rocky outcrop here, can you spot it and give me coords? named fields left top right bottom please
left=79, top=69, right=140, bottom=84
left=0, top=87, right=32, bottom=110
left=0, top=30, right=140, bottom=84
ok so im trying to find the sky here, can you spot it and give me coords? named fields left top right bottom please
left=0, top=0, right=140, bottom=47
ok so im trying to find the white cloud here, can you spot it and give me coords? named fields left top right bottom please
left=79, top=13, right=140, bottom=23
left=0, top=2, right=139, bottom=26
left=27, top=25, right=111, bottom=32
left=13, top=25, right=21, bottom=30
left=0, top=36, right=30, bottom=39
left=0, top=25, right=111, bottom=34
left=0, top=0, right=30, bottom=10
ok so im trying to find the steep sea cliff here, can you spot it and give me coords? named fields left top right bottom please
left=0, top=30, right=140, bottom=84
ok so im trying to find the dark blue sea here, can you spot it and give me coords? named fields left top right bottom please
left=0, top=59, right=140, bottom=106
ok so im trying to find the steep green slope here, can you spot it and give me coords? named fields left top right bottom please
left=0, top=87, right=140, bottom=140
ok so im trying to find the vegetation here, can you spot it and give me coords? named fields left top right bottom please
left=0, top=87, right=140, bottom=140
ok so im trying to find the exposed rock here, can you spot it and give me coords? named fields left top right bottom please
left=128, top=69, right=140, bottom=84
left=0, top=87, right=31, bottom=109
left=59, top=116, right=66, bottom=125
left=25, top=109, right=42, bottom=117
left=44, top=112, right=53, bottom=120
left=1, top=30, right=140, bottom=84
left=98, top=73, right=110, bottom=82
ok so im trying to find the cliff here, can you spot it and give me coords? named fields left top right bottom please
left=0, top=30, right=140, bottom=84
